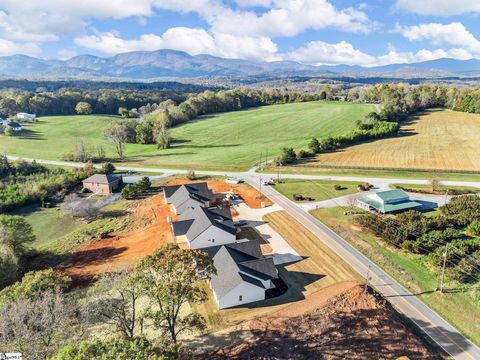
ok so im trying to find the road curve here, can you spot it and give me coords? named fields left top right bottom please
left=247, top=176, right=480, bottom=360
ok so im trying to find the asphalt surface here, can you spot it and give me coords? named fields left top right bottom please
left=7, top=155, right=480, bottom=358
left=246, top=176, right=480, bottom=360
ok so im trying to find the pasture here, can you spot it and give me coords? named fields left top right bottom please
left=0, top=101, right=374, bottom=171
left=310, top=109, right=480, bottom=172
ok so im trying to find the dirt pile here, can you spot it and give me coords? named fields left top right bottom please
left=62, top=191, right=175, bottom=284
left=203, top=285, right=440, bottom=359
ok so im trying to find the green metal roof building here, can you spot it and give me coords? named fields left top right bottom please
left=357, top=189, right=422, bottom=214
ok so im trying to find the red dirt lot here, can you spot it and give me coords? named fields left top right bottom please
left=62, top=191, right=175, bottom=284
left=165, top=179, right=273, bottom=209
left=203, top=285, right=441, bottom=360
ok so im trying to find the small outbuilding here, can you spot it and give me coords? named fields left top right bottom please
left=16, top=112, right=36, bottom=120
left=82, top=174, right=121, bottom=195
left=357, top=189, right=422, bottom=214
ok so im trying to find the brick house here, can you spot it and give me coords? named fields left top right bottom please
left=82, top=174, right=121, bottom=194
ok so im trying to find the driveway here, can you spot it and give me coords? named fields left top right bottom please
left=231, top=199, right=302, bottom=265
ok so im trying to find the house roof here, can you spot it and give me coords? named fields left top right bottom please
left=360, top=195, right=422, bottom=213
left=1, top=120, right=21, bottom=128
left=83, top=174, right=120, bottom=185
left=374, top=189, right=409, bottom=202
left=173, top=206, right=236, bottom=242
left=164, top=182, right=213, bottom=202
left=202, top=240, right=278, bottom=298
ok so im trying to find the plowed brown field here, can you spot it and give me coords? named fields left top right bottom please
left=312, top=109, right=480, bottom=171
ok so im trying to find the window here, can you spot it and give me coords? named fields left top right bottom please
left=212, top=239, right=215, bottom=243
left=239, top=295, right=242, bottom=301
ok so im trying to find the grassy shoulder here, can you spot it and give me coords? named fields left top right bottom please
left=0, top=102, right=374, bottom=171
left=273, top=179, right=359, bottom=202
left=310, top=206, right=480, bottom=345
left=262, top=165, right=480, bottom=182
left=191, top=210, right=360, bottom=333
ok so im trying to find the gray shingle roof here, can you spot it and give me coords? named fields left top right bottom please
left=164, top=182, right=214, bottom=206
left=201, top=240, right=278, bottom=298
left=173, top=206, right=236, bottom=243
left=83, top=174, right=120, bottom=184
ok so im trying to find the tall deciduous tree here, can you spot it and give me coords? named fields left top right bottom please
left=134, top=245, right=215, bottom=343
left=105, top=121, right=129, bottom=159
left=75, top=101, right=93, bottom=115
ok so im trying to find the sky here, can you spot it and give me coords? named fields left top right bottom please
left=0, top=0, right=480, bottom=67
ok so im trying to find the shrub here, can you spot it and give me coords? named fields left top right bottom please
left=333, top=184, right=344, bottom=191
left=297, top=149, right=313, bottom=159
left=277, top=147, right=296, bottom=164
left=101, top=162, right=116, bottom=175
left=466, top=220, right=480, bottom=237
left=308, top=137, right=321, bottom=154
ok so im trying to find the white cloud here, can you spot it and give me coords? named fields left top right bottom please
left=287, top=40, right=472, bottom=67
left=212, top=0, right=371, bottom=37
left=395, top=0, right=480, bottom=16
left=75, top=27, right=279, bottom=61
left=287, top=40, right=375, bottom=66
left=397, top=22, right=480, bottom=56
left=0, top=38, right=41, bottom=56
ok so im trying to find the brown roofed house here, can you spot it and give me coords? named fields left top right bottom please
left=82, top=174, right=121, bottom=195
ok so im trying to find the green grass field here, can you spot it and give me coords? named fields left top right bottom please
left=0, top=101, right=375, bottom=171
left=274, top=179, right=359, bottom=202
left=262, top=165, right=480, bottom=182
left=311, top=207, right=480, bottom=345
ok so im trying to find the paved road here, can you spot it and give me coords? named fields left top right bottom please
left=7, top=155, right=480, bottom=189
left=246, top=176, right=480, bottom=360
left=8, top=155, right=480, bottom=358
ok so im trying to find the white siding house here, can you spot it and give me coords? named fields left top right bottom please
left=172, top=206, right=236, bottom=249
left=16, top=113, right=36, bottom=120
left=201, top=241, right=279, bottom=309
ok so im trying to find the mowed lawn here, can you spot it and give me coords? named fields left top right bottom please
left=0, top=101, right=374, bottom=171
left=311, top=109, right=480, bottom=171
left=191, top=210, right=360, bottom=332
left=274, top=179, right=360, bottom=202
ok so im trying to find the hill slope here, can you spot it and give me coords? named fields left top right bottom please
left=0, top=50, right=479, bottom=80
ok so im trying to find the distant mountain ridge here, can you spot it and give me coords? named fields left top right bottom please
left=0, top=50, right=479, bottom=81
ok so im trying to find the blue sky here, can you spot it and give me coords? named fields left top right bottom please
left=1, top=0, right=480, bottom=66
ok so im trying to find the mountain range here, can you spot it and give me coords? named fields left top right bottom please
left=1, top=49, right=480, bottom=81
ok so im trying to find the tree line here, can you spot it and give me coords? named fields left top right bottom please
left=356, top=195, right=480, bottom=285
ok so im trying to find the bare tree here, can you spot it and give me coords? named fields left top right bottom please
left=105, top=121, right=128, bottom=159
left=429, top=178, right=442, bottom=192
left=83, top=270, right=144, bottom=340
left=62, top=194, right=99, bottom=218
left=0, top=290, right=78, bottom=359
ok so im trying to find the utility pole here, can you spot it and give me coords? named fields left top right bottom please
left=259, top=151, right=263, bottom=171
left=364, top=265, right=371, bottom=293
left=259, top=176, right=262, bottom=195
left=440, top=243, right=449, bottom=293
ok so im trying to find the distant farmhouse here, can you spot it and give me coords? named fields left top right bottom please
left=16, top=112, right=36, bottom=120
left=0, top=119, right=22, bottom=132
left=357, top=189, right=422, bottom=214
left=164, top=182, right=216, bottom=215
left=82, top=174, right=121, bottom=195
left=202, top=240, right=278, bottom=309
left=172, top=205, right=236, bottom=249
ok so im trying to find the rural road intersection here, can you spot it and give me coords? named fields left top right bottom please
left=7, top=155, right=480, bottom=359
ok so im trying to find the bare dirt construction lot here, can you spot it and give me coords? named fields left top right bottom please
left=62, top=190, right=175, bottom=283
left=203, top=285, right=440, bottom=360
left=165, top=178, right=273, bottom=208
left=311, top=109, right=480, bottom=171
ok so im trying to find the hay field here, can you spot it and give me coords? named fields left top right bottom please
left=312, top=109, right=480, bottom=171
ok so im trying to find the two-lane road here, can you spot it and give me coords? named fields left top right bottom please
left=247, top=176, right=480, bottom=360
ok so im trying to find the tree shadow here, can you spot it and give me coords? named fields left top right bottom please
left=17, top=128, right=45, bottom=140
